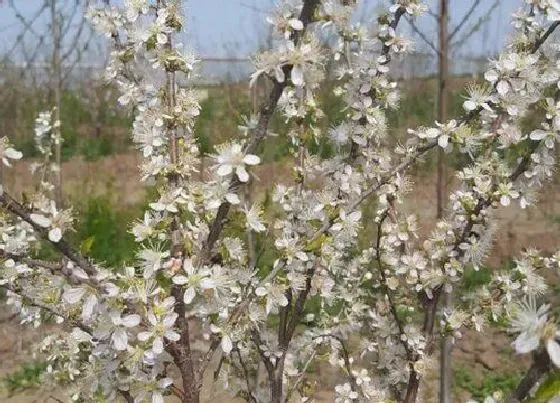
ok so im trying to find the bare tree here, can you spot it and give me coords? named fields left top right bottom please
left=1, top=0, right=96, bottom=206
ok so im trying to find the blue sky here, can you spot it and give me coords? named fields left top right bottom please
left=0, top=0, right=522, bottom=61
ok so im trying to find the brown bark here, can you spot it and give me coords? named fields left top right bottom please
left=50, top=0, right=63, bottom=208
left=436, top=0, right=448, bottom=221
left=507, top=349, right=551, bottom=403
left=437, top=2, right=452, bottom=402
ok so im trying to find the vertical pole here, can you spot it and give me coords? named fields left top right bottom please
left=51, top=0, right=63, bottom=207
left=436, top=0, right=448, bottom=220
left=438, top=1, right=452, bottom=402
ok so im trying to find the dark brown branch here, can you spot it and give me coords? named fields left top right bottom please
left=250, top=329, right=275, bottom=379
left=506, top=349, right=551, bottom=403
left=381, top=7, right=407, bottom=63
left=4, top=283, right=93, bottom=334
left=375, top=210, right=414, bottom=361
left=283, top=265, right=315, bottom=350
left=0, top=191, right=98, bottom=278
left=119, top=390, right=134, bottom=403
left=312, top=334, right=358, bottom=392
left=278, top=288, right=292, bottom=347
left=199, top=0, right=321, bottom=265
left=0, top=252, right=63, bottom=272
left=234, top=347, right=257, bottom=403
left=166, top=285, right=198, bottom=403
left=157, top=9, right=199, bottom=401
left=531, top=21, right=560, bottom=54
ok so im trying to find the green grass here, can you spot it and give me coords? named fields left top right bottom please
left=454, top=364, right=521, bottom=400
left=72, top=195, right=139, bottom=267
left=2, top=361, right=46, bottom=396
left=461, top=266, right=493, bottom=291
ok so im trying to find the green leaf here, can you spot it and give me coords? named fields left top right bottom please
left=530, top=370, right=560, bottom=402
left=80, top=236, right=95, bottom=254
left=304, top=234, right=328, bottom=254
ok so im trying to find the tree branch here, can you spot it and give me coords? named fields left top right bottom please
left=381, top=7, right=407, bottom=63
left=119, top=390, right=135, bottom=403
left=450, top=0, right=499, bottom=50
left=4, top=283, right=93, bottom=334
left=403, top=112, right=555, bottom=403
left=312, top=334, right=358, bottom=392
left=0, top=252, right=63, bottom=272
left=531, top=21, right=560, bottom=53
left=234, top=347, right=257, bottom=403
left=0, top=191, right=98, bottom=278
left=199, top=0, right=321, bottom=265
left=448, top=0, right=481, bottom=41
left=506, top=349, right=551, bottom=403
left=375, top=210, right=414, bottom=362
left=404, top=16, right=440, bottom=55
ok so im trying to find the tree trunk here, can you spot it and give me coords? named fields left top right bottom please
left=438, top=1, right=452, bottom=402
left=404, top=373, right=420, bottom=403
left=436, top=0, right=448, bottom=220
left=269, top=360, right=286, bottom=403
left=270, top=376, right=283, bottom=403
left=50, top=0, right=63, bottom=208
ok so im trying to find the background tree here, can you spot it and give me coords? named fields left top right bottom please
left=405, top=2, right=501, bottom=401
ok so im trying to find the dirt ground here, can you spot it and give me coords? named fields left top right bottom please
left=1, top=154, right=560, bottom=402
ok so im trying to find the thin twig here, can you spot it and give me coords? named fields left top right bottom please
left=4, top=283, right=93, bottom=334
left=506, top=349, right=551, bottom=403
left=448, top=0, right=481, bottom=40
left=404, top=16, right=440, bottom=55
left=450, top=0, right=499, bottom=50
left=199, top=0, right=321, bottom=266
left=0, top=191, right=97, bottom=278
left=312, top=334, right=358, bottom=391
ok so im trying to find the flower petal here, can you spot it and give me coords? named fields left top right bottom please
left=243, top=154, right=260, bottom=165
left=112, top=329, right=128, bottom=351
left=49, top=227, right=62, bottom=243
left=62, top=287, right=86, bottom=304
left=221, top=334, right=233, bottom=354
left=513, top=332, right=539, bottom=354
left=236, top=167, right=249, bottom=183
left=225, top=193, right=240, bottom=205
left=200, top=277, right=216, bottom=289
left=172, top=275, right=189, bottom=285
left=547, top=339, right=560, bottom=367
left=184, top=287, right=196, bottom=304
left=122, top=314, right=141, bottom=327
left=153, top=336, right=164, bottom=354
left=217, top=164, right=233, bottom=177
left=30, top=213, right=50, bottom=228
left=291, top=64, right=304, bottom=86
left=81, top=294, right=98, bottom=321
left=289, top=19, right=303, bottom=30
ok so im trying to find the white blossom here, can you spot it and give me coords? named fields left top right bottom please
left=213, top=143, right=260, bottom=182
